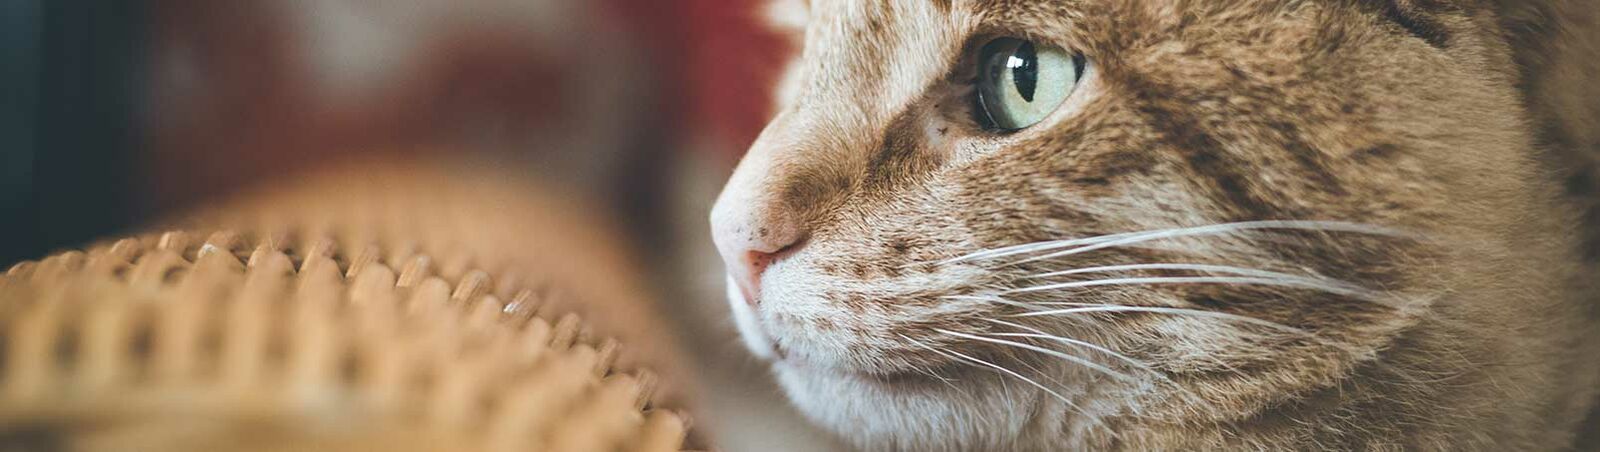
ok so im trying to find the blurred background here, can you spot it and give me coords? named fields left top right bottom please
left=0, top=0, right=842, bottom=449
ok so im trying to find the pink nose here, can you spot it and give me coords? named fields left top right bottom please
left=710, top=204, right=804, bottom=308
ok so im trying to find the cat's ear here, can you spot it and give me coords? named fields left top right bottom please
left=764, top=0, right=810, bottom=37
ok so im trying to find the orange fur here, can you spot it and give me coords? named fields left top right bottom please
left=713, top=0, right=1600, bottom=450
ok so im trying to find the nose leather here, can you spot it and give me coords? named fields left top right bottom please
left=710, top=195, right=804, bottom=308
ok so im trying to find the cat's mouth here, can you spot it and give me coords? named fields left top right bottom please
left=740, top=312, right=949, bottom=383
left=728, top=273, right=971, bottom=385
left=726, top=274, right=786, bottom=360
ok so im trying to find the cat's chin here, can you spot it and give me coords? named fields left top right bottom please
left=773, top=356, right=961, bottom=390
left=771, top=359, right=1057, bottom=452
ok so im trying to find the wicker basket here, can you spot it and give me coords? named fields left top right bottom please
left=0, top=159, right=696, bottom=451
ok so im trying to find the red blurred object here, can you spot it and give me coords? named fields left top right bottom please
left=601, top=0, right=793, bottom=158
left=142, top=0, right=789, bottom=212
left=146, top=1, right=573, bottom=208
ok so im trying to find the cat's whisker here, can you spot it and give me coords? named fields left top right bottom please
left=1024, top=263, right=1357, bottom=287
left=941, top=230, right=1143, bottom=264
left=934, top=329, right=1138, bottom=383
left=953, top=294, right=1317, bottom=340
left=894, top=334, right=969, bottom=395
left=1035, top=301, right=1109, bottom=308
left=897, top=333, right=1093, bottom=420
left=1020, top=262, right=1380, bottom=301
left=1001, top=275, right=1388, bottom=306
left=1012, top=305, right=1312, bottom=336
left=942, top=220, right=1411, bottom=267
left=944, top=347, right=1085, bottom=414
left=1018, top=303, right=1369, bottom=356
left=1003, top=221, right=1411, bottom=268
left=941, top=294, right=1057, bottom=311
left=980, top=319, right=1154, bottom=372
left=912, top=362, right=970, bottom=396
left=977, top=321, right=1224, bottom=412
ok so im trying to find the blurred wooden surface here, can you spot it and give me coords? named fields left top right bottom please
left=0, top=159, right=697, bottom=451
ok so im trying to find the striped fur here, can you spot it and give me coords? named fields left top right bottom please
left=715, top=0, right=1600, bottom=449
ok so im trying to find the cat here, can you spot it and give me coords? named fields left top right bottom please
left=708, top=0, right=1600, bottom=450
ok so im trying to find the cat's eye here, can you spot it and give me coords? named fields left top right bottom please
left=975, top=38, right=1086, bottom=132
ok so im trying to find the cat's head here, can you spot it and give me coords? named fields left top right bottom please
left=711, top=0, right=1552, bottom=449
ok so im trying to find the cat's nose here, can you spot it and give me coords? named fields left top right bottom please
left=710, top=198, right=805, bottom=308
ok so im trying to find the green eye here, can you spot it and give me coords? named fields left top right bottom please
left=976, top=38, right=1086, bottom=132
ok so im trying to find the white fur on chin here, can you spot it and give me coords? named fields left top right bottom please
left=727, top=274, right=779, bottom=361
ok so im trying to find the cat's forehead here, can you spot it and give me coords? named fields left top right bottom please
left=782, top=0, right=1295, bottom=110
left=786, top=0, right=1104, bottom=93
left=797, top=0, right=1083, bottom=34
left=787, top=1, right=975, bottom=121
left=789, top=0, right=1287, bottom=49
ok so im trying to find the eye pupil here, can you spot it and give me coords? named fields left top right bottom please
left=975, top=37, right=1084, bottom=132
left=1009, top=42, right=1038, bottom=102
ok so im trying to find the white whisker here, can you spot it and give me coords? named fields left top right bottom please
left=945, top=347, right=1081, bottom=410
left=897, top=333, right=1090, bottom=417
left=981, top=320, right=1226, bottom=411
left=1027, top=263, right=1341, bottom=284
left=1007, top=221, right=1409, bottom=267
left=941, top=294, right=1056, bottom=311
left=954, top=295, right=1312, bottom=335
left=1012, top=305, right=1312, bottom=336
left=910, top=363, right=960, bottom=384
left=1001, top=276, right=1385, bottom=305
left=942, top=220, right=1410, bottom=266
left=942, top=231, right=1144, bottom=264
left=894, top=335, right=972, bottom=396
left=981, top=319, right=1154, bottom=372
left=935, top=329, right=1137, bottom=383
left=1022, top=263, right=1380, bottom=300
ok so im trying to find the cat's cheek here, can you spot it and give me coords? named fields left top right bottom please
left=726, top=274, right=779, bottom=361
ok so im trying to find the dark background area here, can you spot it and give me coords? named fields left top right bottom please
left=0, top=0, right=789, bottom=269
left=2, top=1, right=144, bottom=266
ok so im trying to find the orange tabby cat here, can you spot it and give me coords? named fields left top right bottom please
left=710, top=1, right=1600, bottom=450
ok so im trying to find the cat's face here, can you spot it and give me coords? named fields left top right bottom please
left=711, top=0, right=1538, bottom=449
